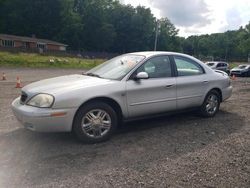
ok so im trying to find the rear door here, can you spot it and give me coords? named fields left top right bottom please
left=126, top=55, right=177, bottom=117
left=173, top=55, right=207, bottom=109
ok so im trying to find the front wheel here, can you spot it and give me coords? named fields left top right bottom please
left=73, top=102, right=118, bottom=143
left=199, top=90, right=220, bottom=117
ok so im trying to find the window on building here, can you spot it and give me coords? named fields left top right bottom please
left=37, top=43, right=46, bottom=50
left=1, top=40, right=14, bottom=47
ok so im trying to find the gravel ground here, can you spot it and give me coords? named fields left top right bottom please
left=0, top=67, right=249, bottom=188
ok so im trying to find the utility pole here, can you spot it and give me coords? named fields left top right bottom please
left=225, top=33, right=229, bottom=61
left=154, top=21, right=160, bottom=51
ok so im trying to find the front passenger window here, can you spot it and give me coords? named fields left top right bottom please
left=136, top=56, right=172, bottom=78
left=144, top=62, right=155, bottom=74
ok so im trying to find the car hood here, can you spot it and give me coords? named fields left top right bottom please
left=231, top=68, right=245, bottom=71
left=22, top=74, right=116, bottom=95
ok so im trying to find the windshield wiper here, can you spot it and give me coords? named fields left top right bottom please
left=83, top=72, right=102, bottom=78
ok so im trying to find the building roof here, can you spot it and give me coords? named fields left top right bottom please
left=0, top=34, right=67, bottom=46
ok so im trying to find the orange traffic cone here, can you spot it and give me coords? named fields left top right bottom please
left=232, top=74, right=236, bottom=80
left=15, top=76, right=22, bottom=88
left=2, top=72, right=6, bottom=80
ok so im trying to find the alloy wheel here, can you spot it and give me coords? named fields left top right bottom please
left=205, top=94, right=219, bottom=114
left=81, top=109, right=112, bottom=138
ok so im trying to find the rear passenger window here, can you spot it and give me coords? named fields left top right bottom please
left=174, top=56, right=204, bottom=76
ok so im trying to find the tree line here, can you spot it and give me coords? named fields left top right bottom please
left=0, top=0, right=249, bottom=61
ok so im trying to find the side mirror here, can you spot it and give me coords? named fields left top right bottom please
left=134, top=72, right=149, bottom=80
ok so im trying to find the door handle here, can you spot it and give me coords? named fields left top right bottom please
left=165, top=84, right=174, bottom=88
left=203, top=80, right=209, bottom=84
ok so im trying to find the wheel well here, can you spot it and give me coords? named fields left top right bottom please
left=210, top=88, right=222, bottom=102
left=73, top=97, right=123, bottom=127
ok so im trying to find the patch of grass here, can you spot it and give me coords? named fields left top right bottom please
left=1, top=51, right=247, bottom=70
left=0, top=51, right=105, bottom=69
left=228, top=62, right=250, bottom=69
left=228, top=62, right=240, bottom=69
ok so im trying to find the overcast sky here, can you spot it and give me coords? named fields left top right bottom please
left=120, top=0, right=250, bottom=37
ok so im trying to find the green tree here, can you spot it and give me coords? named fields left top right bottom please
left=157, top=18, right=179, bottom=51
left=0, top=0, right=62, bottom=39
left=57, top=0, right=84, bottom=50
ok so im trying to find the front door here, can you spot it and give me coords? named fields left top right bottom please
left=126, top=55, right=177, bottom=118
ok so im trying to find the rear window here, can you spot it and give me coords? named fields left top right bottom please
left=207, top=63, right=215, bottom=66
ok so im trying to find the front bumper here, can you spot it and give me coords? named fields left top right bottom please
left=230, top=71, right=243, bottom=75
left=11, top=97, right=77, bottom=132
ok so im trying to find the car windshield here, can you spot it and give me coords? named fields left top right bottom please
left=238, top=65, right=247, bottom=69
left=85, top=54, right=145, bottom=80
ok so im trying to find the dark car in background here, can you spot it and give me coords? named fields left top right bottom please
left=230, top=64, right=250, bottom=77
left=205, top=61, right=230, bottom=75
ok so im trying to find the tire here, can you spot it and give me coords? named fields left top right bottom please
left=73, top=101, right=118, bottom=143
left=199, top=90, right=220, bottom=117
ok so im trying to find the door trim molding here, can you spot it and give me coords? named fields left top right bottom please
left=177, top=95, right=202, bottom=100
left=130, top=97, right=176, bottom=106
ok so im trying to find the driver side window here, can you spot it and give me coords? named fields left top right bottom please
left=136, top=56, right=172, bottom=78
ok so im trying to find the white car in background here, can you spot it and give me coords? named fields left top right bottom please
left=12, top=52, right=233, bottom=143
left=205, top=61, right=230, bottom=74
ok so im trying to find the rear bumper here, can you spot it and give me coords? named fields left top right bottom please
left=222, top=86, right=233, bottom=101
left=11, top=97, right=77, bottom=132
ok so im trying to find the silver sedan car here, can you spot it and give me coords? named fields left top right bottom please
left=12, top=51, right=232, bottom=143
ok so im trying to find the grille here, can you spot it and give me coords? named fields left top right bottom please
left=20, top=92, right=28, bottom=103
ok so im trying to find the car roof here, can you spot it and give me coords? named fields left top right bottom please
left=128, top=51, right=190, bottom=58
left=239, top=64, right=250, bottom=66
left=206, top=61, right=227, bottom=63
left=205, top=62, right=216, bottom=64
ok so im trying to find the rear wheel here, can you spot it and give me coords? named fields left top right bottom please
left=73, top=102, right=118, bottom=143
left=200, top=90, right=220, bottom=117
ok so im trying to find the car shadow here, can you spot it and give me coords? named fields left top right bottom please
left=118, top=110, right=240, bottom=134
left=1, top=110, right=244, bottom=156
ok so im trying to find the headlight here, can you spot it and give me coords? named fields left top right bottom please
left=27, top=94, right=54, bottom=108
